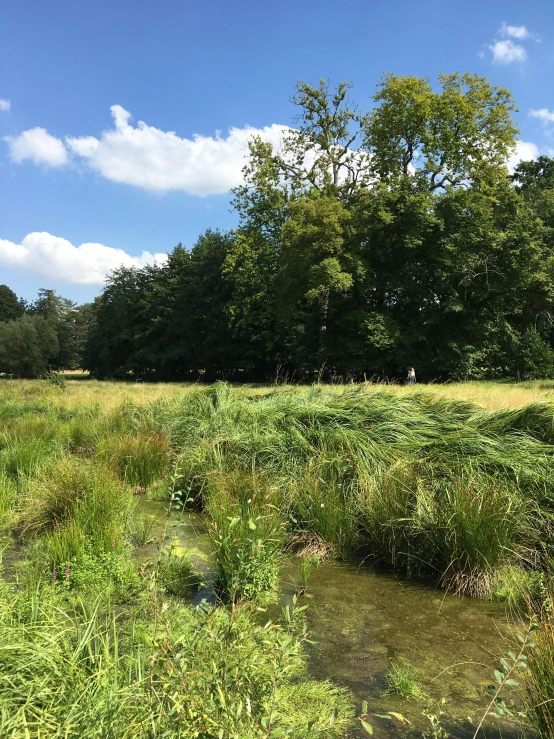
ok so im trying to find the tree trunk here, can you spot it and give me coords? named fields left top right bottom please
left=317, top=287, right=330, bottom=370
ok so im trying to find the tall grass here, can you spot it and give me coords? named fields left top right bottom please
left=97, top=431, right=171, bottom=487
left=24, top=457, right=133, bottom=565
left=152, top=383, right=554, bottom=595
left=0, top=586, right=353, bottom=737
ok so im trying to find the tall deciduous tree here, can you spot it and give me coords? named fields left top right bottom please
left=0, top=315, right=58, bottom=378
left=366, top=72, right=518, bottom=189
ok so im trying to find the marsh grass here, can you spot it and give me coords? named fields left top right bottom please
left=0, top=588, right=353, bottom=738
left=157, top=547, right=200, bottom=597
left=97, top=430, right=171, bottom=487
left=526, top=613, right=554, bottom=738
left=24, top=457, right=133, bottom=559
left=297, top=555, right=318, bottom=594
left=384, top=662, right=424, bottom=701
left=129, top=513, right=156, bottom=546
left=154, top=383, right=554, bottom=595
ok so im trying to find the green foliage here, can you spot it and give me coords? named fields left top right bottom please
left=525, top=611, right=554, bottom=738
left=0, top=284, right=24, bottom=323
left=384, top=662, right=424, bottom=701
left=68, top=548, right=140, bottom=592
left=156, top=547, right=199, bottom=597
left=516, top=327, right=554, bottom=380
left=0, top=314, right=59, bottom=378
left=207, top=472, right=285, bottom=603
left=474, top=621, right=538, bottom=736
left=491, top=565, right=547, bottom=607
left=45, top=369, right=67, bottom=389
left=0, top=591, right=353, bottom=738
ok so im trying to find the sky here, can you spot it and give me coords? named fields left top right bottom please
left=1, top=0, right=554, bottom=303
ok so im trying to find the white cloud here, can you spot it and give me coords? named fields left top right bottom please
left=489, top=39, right=527, bottom=64
left=5, top=127, right=68, bottom=167
left=0, top=232, right=167, bottom=285
left=530, top=108, right=554, bottom=125
left=507, top=140, right=539, bottom=172
left=499, top=22, right=532, bottom=40
left=66, top=105, right=290, bottom=195
left=0, top=99, right=10, bottom=112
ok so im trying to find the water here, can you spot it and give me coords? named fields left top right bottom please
left=280, top=561, right=521, bottom=738
left=134, top=502, right=527, bottom=738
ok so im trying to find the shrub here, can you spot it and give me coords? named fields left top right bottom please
left=0, top=590, right=353, bottom=738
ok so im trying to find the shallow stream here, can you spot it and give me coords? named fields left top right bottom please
left=137, top=501, right=524, bottom=738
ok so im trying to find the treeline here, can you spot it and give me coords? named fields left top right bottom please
left=0, top=286, right=92, bottom=377
left=6, top=73, right=554, bottom=382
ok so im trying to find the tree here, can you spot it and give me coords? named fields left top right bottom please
left=29, top=288, right=79, bottom=369
left=0, top=315, right=59, bottom=378
left=279, top=196, right=357, bottom=367
left=512, top=155, right=554, bottom=193
left=366, top=72, right=518, bottom=190
left=81, top=73, right=554, bottom=382
left=0, top=285, right=25, bottom=323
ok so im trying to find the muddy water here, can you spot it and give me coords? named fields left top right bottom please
left=135, top=503, right=525, bottom=738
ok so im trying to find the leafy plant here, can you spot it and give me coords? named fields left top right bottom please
left=472, top=620, right=538, bottom=737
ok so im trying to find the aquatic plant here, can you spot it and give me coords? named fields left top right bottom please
left=128, top=513, right=156, bottom=546
left=156, top=547, right=199, bottom=597
left=384, top=662, right=424, bottom=701
left=206, top=471, right=286, bottom=602
left=297, top=554, right=318, bottom=595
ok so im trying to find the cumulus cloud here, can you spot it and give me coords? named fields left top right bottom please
left=507, top=140, right=539, bottom=172
left=489, top=39, right=527, bottom=64
left=0, top=99, right=10, bottom=112
left=65, top=105, right=290, bottom=195
left=499, top=22, right=532, bottom=40
left=5, top=128, right=68, bottom=167
left=0, top=232, right=167, bottom=285
left=484, top=22, right=537, bottom=64
left=530, top=108, right=554, bottom=125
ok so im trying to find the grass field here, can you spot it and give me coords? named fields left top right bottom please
left=1, top=377, right=554, bottom=737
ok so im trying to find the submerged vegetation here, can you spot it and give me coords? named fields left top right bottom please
left=385, top=663, right=425, bottom=702
left=1, top=378, right=554, bottom=736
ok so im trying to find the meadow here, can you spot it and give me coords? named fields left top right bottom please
left=1, top=377, right=554, bottom=737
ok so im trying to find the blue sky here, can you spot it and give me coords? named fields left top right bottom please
left=1, top=0, right=554, bottom=303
